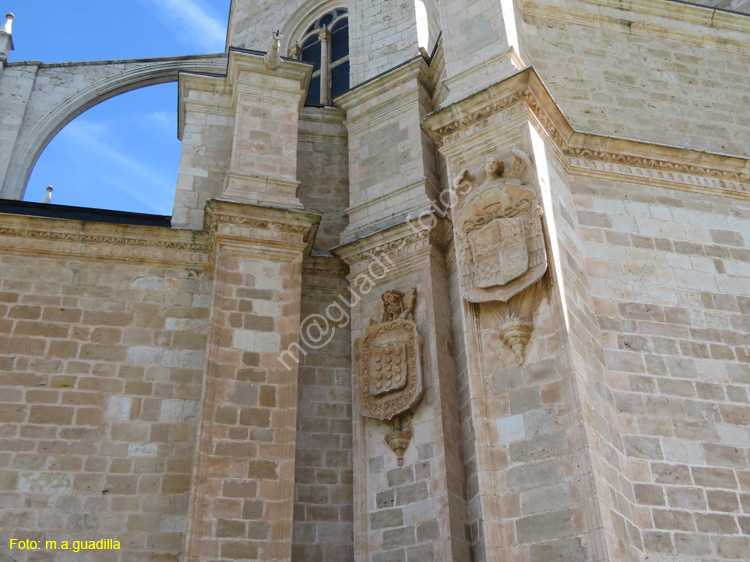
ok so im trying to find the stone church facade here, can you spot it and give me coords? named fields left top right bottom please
left=0, top=0, right=749, bottom=560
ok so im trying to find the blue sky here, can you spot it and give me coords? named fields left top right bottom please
left=13, top=1, right=230, bottom=214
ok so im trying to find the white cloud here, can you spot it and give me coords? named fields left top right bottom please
left=61, top=119, right=176, bottom=215
left=140, top=0, right=226, bottom=52
left=150, top=110, right=177, bottom=134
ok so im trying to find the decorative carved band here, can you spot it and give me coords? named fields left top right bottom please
left=0, top=215, right=210, bottom=267
left=566, top=148, right=750, bottom=185
left=334, top=217, right=437, bottom=280
left=431, top=89, right=528, bottom=138
left=204, top=200, right=320, bottom=259
left=0, top=226, right=206, bottom=251
left=210, top=215, right=312, bottom=235
left=423, top=68, right=750, bottom=198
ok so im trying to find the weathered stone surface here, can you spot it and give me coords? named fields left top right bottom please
left=0, top=2, right=749, bottom=562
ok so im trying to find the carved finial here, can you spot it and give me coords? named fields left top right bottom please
left=263, top=31, right=282, bottom=70
left=287, top=42, right=302, bottom=60
left=498, top=315, right=534, bottom=365
left=385, top=425, right=413, bottom=467
left=41, top=186, right=53, bottom=204
left=0, top=13, right=13, bottom=35
left=507, top=148, right=533, bottom=181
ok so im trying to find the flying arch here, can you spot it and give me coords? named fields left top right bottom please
left=1, top=54, right=227, bottom=200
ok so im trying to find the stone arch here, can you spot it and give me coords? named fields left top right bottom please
left=281, top=0, right=348, bottom=54
left=3, top=54, right=227, bottom=200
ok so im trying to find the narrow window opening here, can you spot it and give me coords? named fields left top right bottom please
left=415, top=0, right=430, bottom=51
left=296, top=8, right=349, bottom=106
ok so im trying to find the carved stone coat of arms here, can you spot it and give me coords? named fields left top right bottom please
left=451, top=150, right=550, bottom=365
left=355, top=289, right=423, bottom=421
left=454, top=159, right=547, bottom=303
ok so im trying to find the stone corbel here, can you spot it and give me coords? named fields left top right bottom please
left=385, top=413, right=413, bottom=467
left=492, top=280, right=549, bottom=365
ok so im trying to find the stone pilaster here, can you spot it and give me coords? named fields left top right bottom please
left=173, top=73, right=234, bottom=229
left=176, top=42, right=325, bottom=562
left=439, top=0, right=525, bottom=104
left=173, top=50, right=311, bottom=229
left=337, top=58, right=439, bottom=245
left=221, top=50, right=310, bottom=209
left=335, top=217, right=470, bottom=562
left=184, top=200, right=320, bottom=561
left=423, top=69, right=606, bottom=561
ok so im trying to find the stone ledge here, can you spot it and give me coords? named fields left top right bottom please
left=0, top=211, right=210, bottom=268
left=423, top=66, right=750, bottom=200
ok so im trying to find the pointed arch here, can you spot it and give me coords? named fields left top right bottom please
left=280, top=0, right=349, bottom=54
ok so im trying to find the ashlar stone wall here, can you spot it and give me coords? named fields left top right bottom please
left=572, top=175, right=750, bottom=559
left=292, top=257, right=353, bottom=560
left=521, top=0, right=750, bottom=157
left=0, top=215, right=211, bottom=562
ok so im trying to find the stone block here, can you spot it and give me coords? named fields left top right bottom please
left=521, top=482, right=573, bottom=515
left=516, top=509, right=575, bottom=543
left=507, top=460, right=564, bottom=492
left=370, top=509, right=404, bottom=531
left=529, top=537, right=587, bottom=562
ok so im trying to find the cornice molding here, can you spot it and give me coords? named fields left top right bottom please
left=298, top=130, right=348, bottom=146
left=299, top=107, right=348, bottom=146
left=424, top=68, right=572, bottom=148
left=302, top=256, right=350, bottom=292
left=423, top=67, right=750, bottom=199
left=226, top=49, right=312, bottom=100
left=303, top=255, right=349, bottom=277
left=336, top=58, right=432, bottom=133
left=204, top=199, right=321, bottom=261
left=300, top=106, right=347, bottom=124
left=344, top=179, right=433, bottom=219
left=221, top=171, right=304, bottom=210
left=0, top=213, right=210, bottom=268
left=334, top=215, right=441, bottom=281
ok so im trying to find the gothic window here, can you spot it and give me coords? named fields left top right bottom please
left=292, top=8, right=349, bottom=106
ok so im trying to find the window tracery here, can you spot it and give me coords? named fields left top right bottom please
left=288, top=8, right=349, bottom=106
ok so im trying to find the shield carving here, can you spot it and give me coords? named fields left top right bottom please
left=369, top=342, right=408, bottom=396
left=456, top=182, right=547, bottom=303
left=471, top=216, right=528, bottom=288
left=355, top=319, right=423, bottom=421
